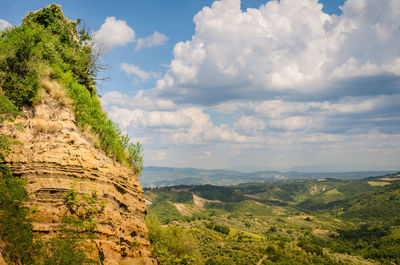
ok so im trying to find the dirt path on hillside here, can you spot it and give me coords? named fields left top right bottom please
left=257, top=255, right=267, bottom=265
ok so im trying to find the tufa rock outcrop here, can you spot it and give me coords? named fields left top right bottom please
left=0, top=90, right=156, bottom=265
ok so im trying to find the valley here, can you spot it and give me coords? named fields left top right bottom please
left=145, top=173, right=400, bottom=264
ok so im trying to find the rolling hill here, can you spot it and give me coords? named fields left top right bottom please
left=144, top=172, right=400, bottom=264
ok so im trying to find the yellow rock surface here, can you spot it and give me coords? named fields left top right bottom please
left=0, top=92, right=156, bottom=264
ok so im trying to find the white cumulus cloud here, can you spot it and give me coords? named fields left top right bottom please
left=268, top=116, right=314, bottom=131
left=135, top=31, right=168, bottom=51
left=169, top=107, right=261, bottom=144
left=120, top=63, right=159, bottom=82
left=101, top=0, right=400, bottom=170
left=93, top=17, right=135, bottom=50
left=233, top=116, right=265, bottom=135
left=102, top=90, right=174, bottom=110
left=0, top=19, right=11, bottom=31
left=155, top=0, right=400, bottom=103
left=108, top=107, right=193, bottom=129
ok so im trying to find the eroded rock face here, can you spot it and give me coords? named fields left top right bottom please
left=0, top=93, right=156, bottom=265
left=0, top=239, right=6, bottom=265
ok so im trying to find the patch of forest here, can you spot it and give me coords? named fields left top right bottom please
left=145, top=173, right=400, bottom=264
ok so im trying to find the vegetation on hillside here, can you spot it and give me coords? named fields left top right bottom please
left=146, top=175, right=400, bottom=264
left=338, top=181, right=400, bottom=223
left=0, top=163, right=33, bottom=263
left=0, top=126, right=101, bottom=264
left=0, top=4, right=143, bottom=264
left=1, top=71, right=34, bottom=263
left=0, top=4, right=143, bottom=173
left=147, top=213, right=202, bottom=264
left=1, top=90, right=103, bottom=263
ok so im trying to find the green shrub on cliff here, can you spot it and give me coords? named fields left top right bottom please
left=0, top=86, right=34, bottom=264
left=0, top=4, right=143, bottom=173
left=0, top=4, right=144, bottom=264
left=0, top=164, right=34, bottom=264
left=0, top=24, right=41, bottom=107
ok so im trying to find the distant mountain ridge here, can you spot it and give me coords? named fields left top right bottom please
left=140, top=166, right=398, bottom=187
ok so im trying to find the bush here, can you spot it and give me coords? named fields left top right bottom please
left=204, top=222, right=230, bottom=235
left=269, top=226, right=277, bottom=233
left=0, top=164, right=35, bottom=264
left=147, top=213, right=202, bottom=264
left=0, top=24, right=42, bottom=107
left=0, top=87, right=35, bottom=264
left=35, top=183, right=104, bottom=265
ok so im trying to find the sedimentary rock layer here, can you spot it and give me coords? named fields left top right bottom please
left=1, top=92, right=155, bottom=265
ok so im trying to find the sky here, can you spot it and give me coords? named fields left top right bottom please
left=1, top=0, right=399, bottom=172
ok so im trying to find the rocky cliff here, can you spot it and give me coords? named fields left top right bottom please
left=0, top=89, right=155, bottom=265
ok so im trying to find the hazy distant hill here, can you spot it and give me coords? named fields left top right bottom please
left=140, top=166, right=397, bottom=187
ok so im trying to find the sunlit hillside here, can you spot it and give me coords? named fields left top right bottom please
left=145, top=173, right=400, bottom=264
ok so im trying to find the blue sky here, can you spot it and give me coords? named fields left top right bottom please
left=0, top=0, right=344, bottom=94
left=1, top=0, right=399, bottom=172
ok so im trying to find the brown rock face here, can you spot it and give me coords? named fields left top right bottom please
left=0, top=92, right=156, bottom=265
left=0, top=239, right=6, bottom=265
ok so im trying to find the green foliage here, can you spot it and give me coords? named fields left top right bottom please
left=149, top=197, right=183, bottom=224
left=146, top=188, right=193, bottom=203
left=0, top=23, right=100, bottom=260
left=0, top=24, right=41, bottom=107
left=297, top=237, right=324, bottom=256
left=0, top=164, right=35, bottom=264
left=0, top=162, right=101, bottom=264
left=339, top=224, right=391, bottom=242
left=35, top=183, right=104, bottom=265
left=147, top=213, right=201, bottom=264
left=214, top=200, right=273, bottom=216
left=127, top=141, right=144, bottom=175
left=64, top=182, right=106, bottom=231
left=297, top=181, right=377, bottom=211
left=325, top=223, right=400, bottom=264
left=205, top=252, right=260, bottom=265
left=0, top=4, right=143, bottom=173
left=146, top=180, right=400, bottom=265
left=37, top=234, right=98, bottom=265
left=338, top=182, right=400, bottom=223
left=0, top=134, right=14, bottom=161
left=23, top=4, right=96, bottom=91
left=269, top=226, right=277, bottom=233
left=191, top=185, right=245, bottom=203
left=63, top=72, right=126, bottom=162
left=0, top=92, right=20, bottom=122
left=0, top=93, right=35, bottom=264
left=204, top=223, right=230, bottom=235
left=0, top=4, right=143, bottom=264
left=23, top=4, right=78, bottom=46
left=36, top=217, right=99, bottom=265
left=233, top=181, right=310, bottom=203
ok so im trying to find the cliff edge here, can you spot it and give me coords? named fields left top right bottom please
left=1, top=89, right=155, bottom=265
